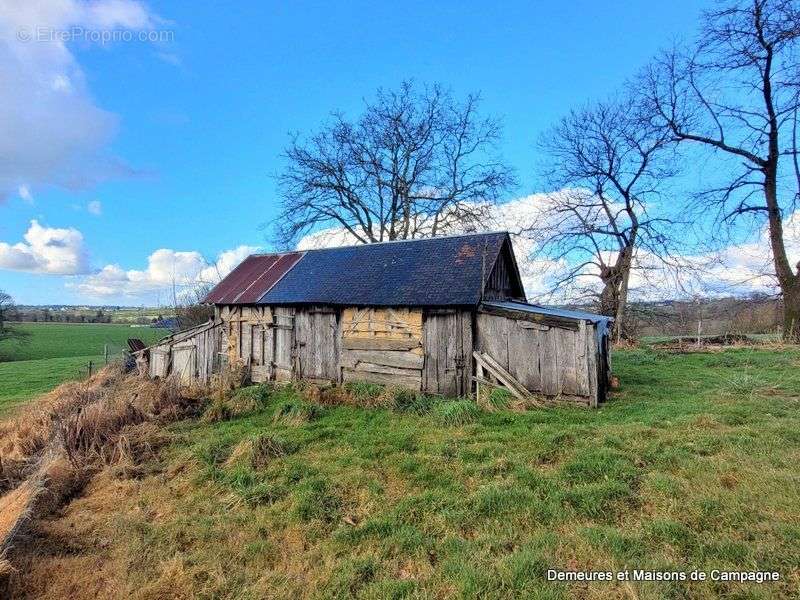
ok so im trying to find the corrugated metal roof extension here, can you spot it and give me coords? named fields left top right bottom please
left=480, top=300, right=613, bottom=344
left=203, top=252, right=303, bottom=304
left=481, top=300, right=612, bottom=325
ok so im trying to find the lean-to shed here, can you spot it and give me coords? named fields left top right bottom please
left=144, top=232, right=612, bottom=406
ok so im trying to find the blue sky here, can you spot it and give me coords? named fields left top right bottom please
left=0, top=0, right=717, bottom=305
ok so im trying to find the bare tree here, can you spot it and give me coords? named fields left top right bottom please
left=274, top=81, right=515, bottom=247
left=644, top=0, right=800, bottom=341
left=531, top=94, right=682, bottom=340
left=174, top=282, right=215, bottom=330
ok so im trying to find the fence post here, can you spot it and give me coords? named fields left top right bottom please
left=88, top=360, right=93, bottom=378
left=104, top=344, right=109, bottom=365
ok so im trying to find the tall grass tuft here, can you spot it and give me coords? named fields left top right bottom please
left=433, top=399, right=481, bottom=425
left=272, top=399, right=322, bottom=426
left=479, top=387, right=512, bottom=412
left=203, top=384, right=272, bottom=423
left=250, top=434, right=293, bottom=470
left=295, top=478, right=341, bottom=523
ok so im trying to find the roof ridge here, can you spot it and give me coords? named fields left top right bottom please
left=251, top=231, right=509, bottom=257
left=276, top=231, right=510, bottom=255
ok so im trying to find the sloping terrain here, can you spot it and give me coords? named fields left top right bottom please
left=1, top=348, right=799, bottom=599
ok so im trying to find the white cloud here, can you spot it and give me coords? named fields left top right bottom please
left=87, top=199, right=102, bottom=215
left=294, top=194, right=800, bottom=303
left=0, top=0, right=162, bottom=198
left=18, top=184, right=33, bottom=203
left=73, top=245, right=259, bottom=298
left=0, top=219, right=89, bottom=274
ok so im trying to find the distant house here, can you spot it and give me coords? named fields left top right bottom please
left=150, top=317, right=179, bottom=330
left=144, top=232, right=612, bottom=406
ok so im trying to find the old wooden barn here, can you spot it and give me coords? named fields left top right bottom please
left=143, top=232, right=612, bottom=406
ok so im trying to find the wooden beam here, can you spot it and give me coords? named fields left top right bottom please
left=340, top=349, right=424, bottom=370
left=342, top=338, right=422, bottom=351
left=473, top=351, right=544, bottom=407
left=351, top=362, right=422, bottom=377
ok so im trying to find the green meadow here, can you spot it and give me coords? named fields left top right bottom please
left=0, top=322, right=164, bottom=414
left=80, top=346, right=800, bottom=599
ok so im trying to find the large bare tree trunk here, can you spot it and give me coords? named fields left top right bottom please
left=763, top=174, right=800, bottom=342
left=599, top=268, right=620, bottom=318
left=597, top=245, right=634, bottom=342
left=784, top=280, right=800, bottom=342
left=613, top=247, right=633, bottom=343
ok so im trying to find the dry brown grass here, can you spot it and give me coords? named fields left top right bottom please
left=0, top=366, right=208, bottom=591
left=0, top=480, right=39, bottom=550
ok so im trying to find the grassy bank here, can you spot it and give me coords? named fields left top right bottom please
left=6, top=346, right=799, bottom=599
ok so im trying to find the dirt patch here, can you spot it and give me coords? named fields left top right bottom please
left=3, top=472, right=135, bottom=599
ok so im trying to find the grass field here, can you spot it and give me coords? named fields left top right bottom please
left=0, top=323, right=165, bottom=414
left=13, top=345, right=798, bottom=599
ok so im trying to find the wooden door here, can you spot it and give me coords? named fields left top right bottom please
left=172, top=344, right=196, bottom=384
left=422, top=310, right=472, bottom=397
left=272, top=307, right=295, bottom=381
left=295, top=306, right=339, bottom=382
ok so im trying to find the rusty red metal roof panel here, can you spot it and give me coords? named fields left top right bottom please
left=204, top=252, right=304, bottom=305
left=236, top=252, right=303, bottom=303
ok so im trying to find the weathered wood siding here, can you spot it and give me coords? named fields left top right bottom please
left=218, top=305, right=293, bottom=382
left=149, top=302, right=603, bottom=407
left=295, top=306, right=340, bottom=382
left=340, top=307, right=424, bottom=390
left=483, top=241, right=525, bottom=301
left=147, top=321, right=222, bottom=383
left=422, top=309, right=473, bottom=397
left=475, top=310, right=598, bottom=406
left=273, top=307, right=295, bottom=381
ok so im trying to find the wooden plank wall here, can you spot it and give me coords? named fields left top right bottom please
left=422, top=309, right=473, bottom=397
left=147, top=321, right=222, bottom=383
left=273, top=307, right=294, bottom=381
left=475, top=311, right=598, bottom=406
left=220, top=305, right=290, bottom=382
left=340, top=307, right=424, bottom=390
left=148, top=303, right=603, bottom=406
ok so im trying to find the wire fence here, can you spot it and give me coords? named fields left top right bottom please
left=75, top=343, right=135, bottom=379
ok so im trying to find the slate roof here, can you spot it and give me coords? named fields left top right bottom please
left=204, top=232, right=522, bottom=307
